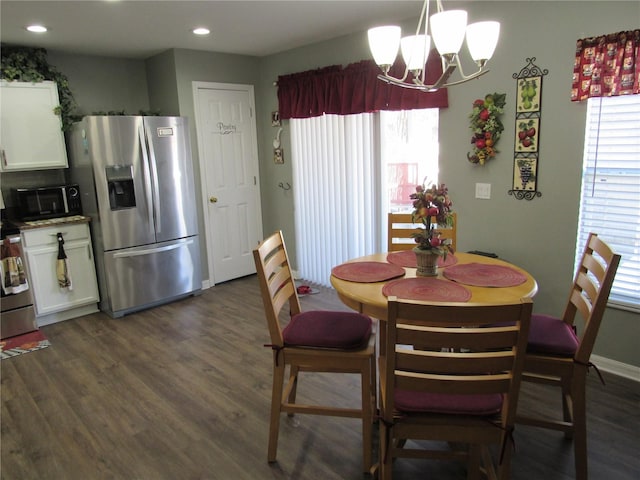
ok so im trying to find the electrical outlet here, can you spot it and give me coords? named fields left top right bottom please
left=475, top=183, right=491, bottom=199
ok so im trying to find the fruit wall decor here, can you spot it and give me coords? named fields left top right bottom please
left=509, top=57, right=548, bottom=200
left=467, top=93, right=506, bottom=165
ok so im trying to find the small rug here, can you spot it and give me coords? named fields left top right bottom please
left=296, top=284, right=320, bottom=296
left=1, top=330, right=50, bottom=360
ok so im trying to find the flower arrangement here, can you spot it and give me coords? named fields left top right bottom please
left=409, top=183, right=454, bottom=258
left=467, top=92, right=506, bottom=165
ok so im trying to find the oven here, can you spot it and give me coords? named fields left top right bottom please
left=1, top=232, right=37, bottom=339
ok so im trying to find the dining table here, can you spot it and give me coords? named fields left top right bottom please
left=330, top=251, right=538, bottom=321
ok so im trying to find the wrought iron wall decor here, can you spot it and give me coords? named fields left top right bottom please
left=508, top=57, right=548, bottom=200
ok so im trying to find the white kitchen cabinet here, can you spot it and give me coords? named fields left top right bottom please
left=0, top=80, right=69, bottom=171
left=22, top=222, right=99, bottom=320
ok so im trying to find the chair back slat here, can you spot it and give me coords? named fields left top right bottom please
left=396, top=325, right=518, bottom=351
left=396, top=372, right=513, bottom=395
left=396, top=349, right=517, bottom=375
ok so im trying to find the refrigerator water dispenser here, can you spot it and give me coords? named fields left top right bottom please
left=106, top=165, right=136, bottom=210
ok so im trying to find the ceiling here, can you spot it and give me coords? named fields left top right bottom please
left=0, top=0, right=423, bottom=59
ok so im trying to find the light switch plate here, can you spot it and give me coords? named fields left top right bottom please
left=475, top=183, right=491, bottom=199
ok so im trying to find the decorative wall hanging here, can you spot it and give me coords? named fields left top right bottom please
left=509, top=57, right=547, bottom=200
left=273, top=127, right=284, bottom=164
left=467, top=92, right=505, bottom=165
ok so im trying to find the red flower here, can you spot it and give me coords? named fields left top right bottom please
left=479, top=109, right=490, bottom=121
left=473, top=99, right=485, bottom=106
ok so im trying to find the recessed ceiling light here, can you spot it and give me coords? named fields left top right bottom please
left=26, top=25, right=48, bottom=33
left=192, top=27, right=210, bottom=36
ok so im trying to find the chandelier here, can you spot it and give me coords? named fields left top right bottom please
left=368, top=0, right=500, bottom=92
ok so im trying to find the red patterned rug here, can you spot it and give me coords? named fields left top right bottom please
left=1, top=330, right=50, bottom=360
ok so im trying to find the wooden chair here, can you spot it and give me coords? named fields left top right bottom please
left=252, top=231, right=376, bottom=472
left=387, top=212, right=457, bottom=252
left=379, top=297, right=532, bottom=480
left=516, top=233, right=621, bottom=480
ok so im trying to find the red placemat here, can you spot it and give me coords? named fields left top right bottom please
left=387, top=251, right=458, bottom=269
left=331, top=261, right=405, bottom=283
left=382, top=277, right=472, bottom=302
left=443, top=263, right=527, bottom=287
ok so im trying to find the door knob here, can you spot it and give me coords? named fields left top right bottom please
left=209, top=196, right=218, bottom=203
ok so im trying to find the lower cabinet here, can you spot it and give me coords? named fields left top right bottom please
left=22, top=223, right=99, bottom=321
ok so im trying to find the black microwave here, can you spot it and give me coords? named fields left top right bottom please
left=15, top=184, right=82, bottom=221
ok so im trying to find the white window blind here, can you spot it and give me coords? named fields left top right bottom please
left=290, top=113, right=380, bottom=287
left=577, top=95, right=640, bottom=311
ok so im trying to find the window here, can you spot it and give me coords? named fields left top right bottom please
left=576, top=95, right=640, bottom=311
left=381, top=109, right=439, bottom=213
left=290, top=109, right=439, bottom=287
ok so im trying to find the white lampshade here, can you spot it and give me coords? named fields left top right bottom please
left=401, top=35, right=431, bottom=71
left=368, top=26, right=401, bottom=66
left=466, top=21, right=500, bottom=62
left=430, top=10, right=467, bottom=55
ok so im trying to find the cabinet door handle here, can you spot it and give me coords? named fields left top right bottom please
left=1, top=149, right=6, bottom=167
left=87, top=244, right=93, bottom=260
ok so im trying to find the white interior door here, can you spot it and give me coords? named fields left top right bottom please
left=193, top=82, right=263, bottom=285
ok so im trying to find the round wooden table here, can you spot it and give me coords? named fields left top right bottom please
left=330, top=252, right=538, bottom=320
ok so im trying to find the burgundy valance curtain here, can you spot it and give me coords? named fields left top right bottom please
left=571, top=29, right=640, bottom=101
left=277, top=49, right=449, bottom=119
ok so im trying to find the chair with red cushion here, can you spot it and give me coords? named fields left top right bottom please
left=253, top=231, right=376, bottom=472
left=378, top=296, right=532, bottom=479
left=516, top=232, right=621, bottom=480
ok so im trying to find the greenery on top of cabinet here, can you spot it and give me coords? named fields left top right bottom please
left=1, top=45, right=80, bottom=131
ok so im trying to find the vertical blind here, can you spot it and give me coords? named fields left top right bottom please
left=577, top=95, right=640, bottom=310
left=291, top=114, right=381, bottom=287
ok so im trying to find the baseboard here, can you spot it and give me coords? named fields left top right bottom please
left=591, top=354, right=640, bottom=382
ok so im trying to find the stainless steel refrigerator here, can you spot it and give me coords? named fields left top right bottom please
left=68, top=116, right=201, bottom=318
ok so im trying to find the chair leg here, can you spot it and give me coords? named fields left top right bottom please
left=361, top=362, right=373, bottom=472
left=496, top=439, right=513, bottom=480
left=572, top=372, right=588, bottom=480
left=379, top=421, right=393, bottom=480
left=286, top=365, right=300, bottom=416
left=466, top=444, right=482, bottom=480
left=561, top=376, right=573, bottom=437
left=268, top=362, right=286, bottom=463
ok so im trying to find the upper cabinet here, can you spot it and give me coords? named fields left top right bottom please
left=0, top=80, right=69, bottom=171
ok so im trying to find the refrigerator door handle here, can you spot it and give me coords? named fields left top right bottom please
left=138, top=125, right=155, bottom=237
left=145, top=125, right=162, bottom=234
left=112, top=239, right=195, bottom=258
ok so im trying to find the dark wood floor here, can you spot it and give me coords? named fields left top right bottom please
left=2, top=275, right=639, bottom=479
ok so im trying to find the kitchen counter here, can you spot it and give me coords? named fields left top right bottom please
left=16, top=216, right=100, bottom=326
left=11, top=215, right=91, bottom=231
